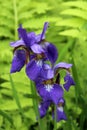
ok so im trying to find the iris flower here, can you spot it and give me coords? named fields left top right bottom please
left=10, top=22, right=58, bottom=81
left=38, top=98, right=67, bottom=122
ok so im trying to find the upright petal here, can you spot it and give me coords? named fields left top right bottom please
left=18, top=27, right=36, bottom=48
left=63, top=73, right=75, bottom=91
left=45, top=43, right=58, bottom=64
left=10, top=50, right=26, bottom=73
left=40, top=22, right=49, bottom=41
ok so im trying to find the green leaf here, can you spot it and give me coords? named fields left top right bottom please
left=62, top=1, right=87, bottom=11
left=56, top=18, right=85, bottom=28
left=60, top=8, right=87, bottom=20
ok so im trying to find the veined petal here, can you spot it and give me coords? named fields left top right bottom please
left=10, top=39, right=25, bottom=47
left=40, top=22, right=49, bottom=41
left=10, top=50, right=26, bottom=73
left=46, top=43, right=58, bottom=64
left=54, top=62, right=72, bottom=71
left=63, top=73, right=75, bottom=91
left=31, top=44, right=45, bottom=54
left=26, top=60, right=42, bottom=81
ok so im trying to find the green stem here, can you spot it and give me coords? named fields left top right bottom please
left=13, top=0, right=18, bottom=40
left=54, top=105, right=57, bottom=130
left=30, top=81, right=43, bottom=130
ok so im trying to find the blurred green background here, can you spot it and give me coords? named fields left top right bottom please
left=0, top=0, right=87, bottom=129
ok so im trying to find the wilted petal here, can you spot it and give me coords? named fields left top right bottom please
left=10, top=50, right=26, bottom=73
left=46, top=43, right=58, bottom=64
left=63, top=73, right=75, bottom=91
left=10, top=39, right=25, bottom=47
left=31, top=44, right=45, bottom=54
left=26, top=60, right=42, bottom=81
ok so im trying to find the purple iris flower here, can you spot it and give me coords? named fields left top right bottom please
left=54, top=62, right=75, bottom=91
left=10, top=22, right=58, bottom=82
left=38, top=98, right=67, bottom=122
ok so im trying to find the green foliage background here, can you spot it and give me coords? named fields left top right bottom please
left=0, top=0, right=87, bottom=130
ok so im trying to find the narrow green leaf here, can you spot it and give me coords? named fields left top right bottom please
left=9, top=74, right=24, bottom=117
left=0, top=110, right=13, bottom=125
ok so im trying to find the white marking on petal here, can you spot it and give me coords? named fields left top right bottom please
left=45, top=84, right=53, bottom=92
left=36, top=60, right=43, bottom=67
left=38, top=105, right=41, bottom=108
left=58, top=106, right=63, bottom=112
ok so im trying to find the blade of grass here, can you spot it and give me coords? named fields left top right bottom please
left=53, top=105, right=57, bottom=130
left=9, top=74, right=24, bottom=118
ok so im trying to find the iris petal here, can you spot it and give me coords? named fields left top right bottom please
left=31, top=44, right=45, bottom=54
left=46, top=43, right=58, bottom=64
left=54, top=62, right=72, bottom=72
left=10, top=39, right=25, bottom=47
left=40, top=22, right=49, bottom=41
left=63, top=73, right=75, bottom=91
left=18, top=27, right=36, bottom=48
left=10, top=50, right=26, bottom=73
left=26, top=60, right=42, bottom=81
left=39, top=101, right=50, bottom=118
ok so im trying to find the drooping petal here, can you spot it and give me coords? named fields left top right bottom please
left=18, top=27, right=36, bottom=48
left=10, top=50, right=26, bottom=73
left=31, top=44, right=45, bottom=54
left=37, top=83, right=63, bottom=104
left=10, top=39, right=25, bottom=47
left=40, top=22, right=49, bottom=41
left=26, top=59, right=42, bottom=81
left=45, top=43, right=58, bottom=64
left=38, top=101, right=50, bottom=118
left=63, top=73, right=75, bottom=91
left=50, top=84, right=64, bottom=104
left=54, top=62, right=72, bottom=72
left=56, top=107, right=67, bottom=122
